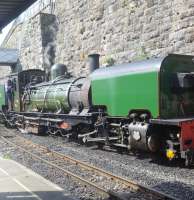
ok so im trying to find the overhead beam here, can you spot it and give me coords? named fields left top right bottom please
left=0, top=0, right=37, bottom=31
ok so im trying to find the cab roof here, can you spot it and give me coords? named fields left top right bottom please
left=91, top=54, right=194, bottom=79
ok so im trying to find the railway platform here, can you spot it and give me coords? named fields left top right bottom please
left=0, top=157, right=75, bottom=200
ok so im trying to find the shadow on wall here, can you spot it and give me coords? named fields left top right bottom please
left=41, top=13, right=59, bottom=78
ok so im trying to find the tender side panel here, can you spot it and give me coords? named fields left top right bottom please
left=91, top=71, right=159, bottom=117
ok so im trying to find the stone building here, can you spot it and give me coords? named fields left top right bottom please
left=2, top=0, right=194, bottom=77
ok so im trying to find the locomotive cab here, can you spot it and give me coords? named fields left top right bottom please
left=16, top=69, right=46, bottom=112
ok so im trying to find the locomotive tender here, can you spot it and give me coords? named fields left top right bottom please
left=1, top=54, right=194, bottom=166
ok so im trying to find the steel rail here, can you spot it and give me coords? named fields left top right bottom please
left=0, top=132, right=178, bottom=200
left=0, top=136, right=122, bottom=200
left=15, top=135, right=178, bottom=200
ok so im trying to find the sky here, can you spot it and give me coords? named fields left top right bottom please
left=0, top=22, right=13, bottom=46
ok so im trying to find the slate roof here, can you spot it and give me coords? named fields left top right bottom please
left=0, top=48, right=18, bottom=65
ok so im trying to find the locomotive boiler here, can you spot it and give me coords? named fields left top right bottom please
left=24, top=65, right=91, bottom=115
left=1, top=53, right=194, bottom=166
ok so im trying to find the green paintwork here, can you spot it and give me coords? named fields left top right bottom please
left=27, top=79, right=73, bottom=113
left=92, top=71, right=159, bottom=117
left=0, top=85, right=5, bottom=110
left=91, top=54, right=194, bottom=119
left=91, top=58, right=161, bottom=117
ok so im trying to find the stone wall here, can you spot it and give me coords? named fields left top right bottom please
left=0, top=66, right=11, bottom=80
left=2, top=0, right=194, bottom=76
left=2, top=15, right=43, bottom=70
left=2, top=13, right=57, bottom=71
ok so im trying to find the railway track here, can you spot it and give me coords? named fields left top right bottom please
left=0, top=128, right=178, bottom=200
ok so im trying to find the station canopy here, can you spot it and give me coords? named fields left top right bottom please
left=0, top=48, right=18, bottom=65
left=0, top=0, right=37, bottom=31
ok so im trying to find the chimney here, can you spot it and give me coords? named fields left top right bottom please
left=88, top=54, right=100, bottom=73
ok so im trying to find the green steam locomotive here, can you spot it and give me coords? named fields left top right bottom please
left=1, top=54, right=194, bottom=166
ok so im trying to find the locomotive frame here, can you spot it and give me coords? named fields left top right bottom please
left=1, top=53, right=194, bottom=167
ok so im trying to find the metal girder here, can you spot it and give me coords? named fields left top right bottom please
left=0, top=0, right=37, bottom=31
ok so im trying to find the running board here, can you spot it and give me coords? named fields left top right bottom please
left=85, top=137, right=119, bottom=143
left=111, top=143, right=128, bottom=148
